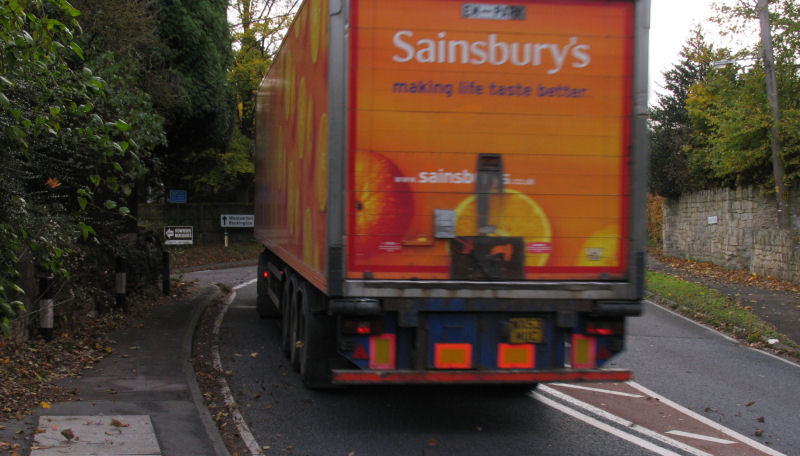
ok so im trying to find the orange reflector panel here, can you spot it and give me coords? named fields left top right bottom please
left=571, top=335, right=597, bottom=369
left=434, top=343, right=473, bottom=369
left=497, top=343, right=535, bottom=369
left=369, top=334, right=396, bottom=369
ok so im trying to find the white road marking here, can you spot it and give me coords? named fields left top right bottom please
left=211, top=290, right=263, bottom=456
left=233, top=278, right=257, bottom=290
left=530, top=391, right=684, bottom=456
left=666, top=430, right=737, bottom=445
left=551, top=382, right=644, bottom=398
left=627, top=382, right=786, bottom=456
left=536, top=385, right=714, bottom=456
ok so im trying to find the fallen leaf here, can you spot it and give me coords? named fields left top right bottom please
left=250, top=352, right=259, bottom=358
left=428, top=438, right=438, bottom=447
left=60, top=429, right=74, bottom=441
left=746, top=401, right=756, bottom=407
left=755, top=429, right=763, bottom=437
left=41, top=402, right=51, bottom=409
left=110, top=419, right=129, bottom=428
left=756, top=416, right=765, bottom=423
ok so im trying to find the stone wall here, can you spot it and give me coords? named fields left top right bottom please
left=663, top=186, right=800, bottom=282
left=138, top=203, right=254, bottom=244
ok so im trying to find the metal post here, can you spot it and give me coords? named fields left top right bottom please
left=758, top=0, right=789, bottom=228
left=162, top=250, right=170, bottom=296
left=39, top=275, right=54, bottom=341
left=115, top=256, right=127, bottom=312
left=224, top=229, right=229, bottom=247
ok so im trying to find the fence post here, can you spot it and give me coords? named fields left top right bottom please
left=162, top=250, right=170, bottom=296
left=115, top=256, right=127, bottom=313
left=39, top=275, right=54, bottom=341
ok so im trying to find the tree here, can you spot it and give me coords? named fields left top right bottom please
left=1, top=0, right=151, bottom=337
left=649, top=28, right=720, bottom=197
left=686, top=0, right=800, bottom=194
left=153, top=0, right=236, bottom=197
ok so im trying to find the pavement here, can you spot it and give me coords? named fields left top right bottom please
left=0, top=283, right=230, bottom=456
left=1, top=255, right=799, bottom=456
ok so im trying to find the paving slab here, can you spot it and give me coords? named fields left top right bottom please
left=31, top=415, right=159, bottom=456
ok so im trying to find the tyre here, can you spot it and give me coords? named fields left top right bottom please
left=256, top=251, right=280, bottom=318
left=298, top=284, right=334, bottom=389
left=280, top=273, right=295, bottom=358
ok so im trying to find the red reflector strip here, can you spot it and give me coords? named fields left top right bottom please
left=332, top=369, right=632, bottom=384
left=434, top=343, right=472, bottom=369
left=262, top=271, right=269, bottom=279
left=497, top=343, right=535, bottom=369
left=571, top=335, right=597, bottom=369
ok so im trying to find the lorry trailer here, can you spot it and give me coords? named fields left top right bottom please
left=255, top=0, right=650, bottom=388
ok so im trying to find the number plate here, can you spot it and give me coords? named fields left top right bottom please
left=462, top=3, right=526, bottom=21
left=509, top=318, right=544, bottom=344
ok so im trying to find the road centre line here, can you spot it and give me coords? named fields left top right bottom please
left=530, top=390, right=684, bottom=456
left=666, top=430, right=737, bottom=445
left=535, top=385, right=714, bottom=456
left=551, top=382, right=644, bottom=398
left=626, top=382, right=785, bottom=456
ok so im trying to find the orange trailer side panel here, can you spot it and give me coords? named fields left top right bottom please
left=347, top=0, right=634, bottom=281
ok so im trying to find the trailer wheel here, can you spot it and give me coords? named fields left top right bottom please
left=288, top=282, right=302, bottom=371
left=298, top=284, right=334, bottom=389
left=280, top=273, right=296, bottom=358
left=256, top=252, right=280, bottom=318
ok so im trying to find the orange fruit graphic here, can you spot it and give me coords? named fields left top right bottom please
left=315, top=113, right=328, bottom=212
left=297, top=77, right=308, bottom=160
left=283, top=50, right=295, bottom=121
left=576, top=225, right=620, bottom=267
left=353, top=152, right=414, bottom=257
left=454, top=190, right=552, bottom=267
left=304, top=208, right=313, bottom=265
left=310, top=0, right=325, bottom=63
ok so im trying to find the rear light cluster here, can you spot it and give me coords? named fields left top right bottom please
left=341, top=317, right=385, bottom=335
left=585, top=320, right=624, bottom=336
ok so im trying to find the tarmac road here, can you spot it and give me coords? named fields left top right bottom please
left=204, top=265, right=800, bottom=456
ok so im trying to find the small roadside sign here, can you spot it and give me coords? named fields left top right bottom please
left=220, top=214, right=254, bottom=228
left=168, top=190, right=187, bottom=204
left=164, top=226, right=193, bottom=245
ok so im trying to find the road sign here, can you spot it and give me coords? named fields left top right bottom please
left=164, top=226, right=193, bottom=245
left=220, top=214, right=254, bottom=228
left=168, top=190, right=187, bottom=204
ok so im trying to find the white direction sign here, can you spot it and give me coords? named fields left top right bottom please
left=164, top=226, right=193, bottom=245
left=221, top=214, right=254, bottom=228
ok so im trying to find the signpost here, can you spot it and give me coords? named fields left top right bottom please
left=220, top=214, right=254, bottom=247
left=168, top=190, right=187, bottom=204
left=164, top=226, right=193, bottom=245
left=220, top=214, right=254, bottom=228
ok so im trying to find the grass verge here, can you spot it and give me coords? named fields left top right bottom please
left=646, top=271, right=800, bottom=358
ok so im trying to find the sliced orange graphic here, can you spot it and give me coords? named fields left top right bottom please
left=454, top=190, right=552, bottom=267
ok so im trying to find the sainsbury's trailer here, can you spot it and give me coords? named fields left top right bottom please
left=255, top=0, right=650, bottom=388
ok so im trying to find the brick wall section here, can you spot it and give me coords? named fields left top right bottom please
left=663, top=186, right=800, bottom=282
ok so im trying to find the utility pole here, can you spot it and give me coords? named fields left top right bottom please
left=758, top=0, right=789, bottom=228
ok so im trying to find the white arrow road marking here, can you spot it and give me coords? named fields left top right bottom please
left=534, top=386, right=715, bottom=456
left=551, top=382, right=644, bottom=398
left=530, top=390, right=685, bottom=456
left=627, top=382, right=785, bottom=456
left=666, top=430, right=737, bottom=445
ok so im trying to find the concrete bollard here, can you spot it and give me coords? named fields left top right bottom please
left=39, top=275, right=54, bottom=341
left=115, top=256, right=127, bottom=312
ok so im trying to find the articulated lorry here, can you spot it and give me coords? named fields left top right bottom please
left=255, top=0, right=650, bottom=388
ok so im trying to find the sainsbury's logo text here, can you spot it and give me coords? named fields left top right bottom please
left=392, top=31, right=591, bottom=75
